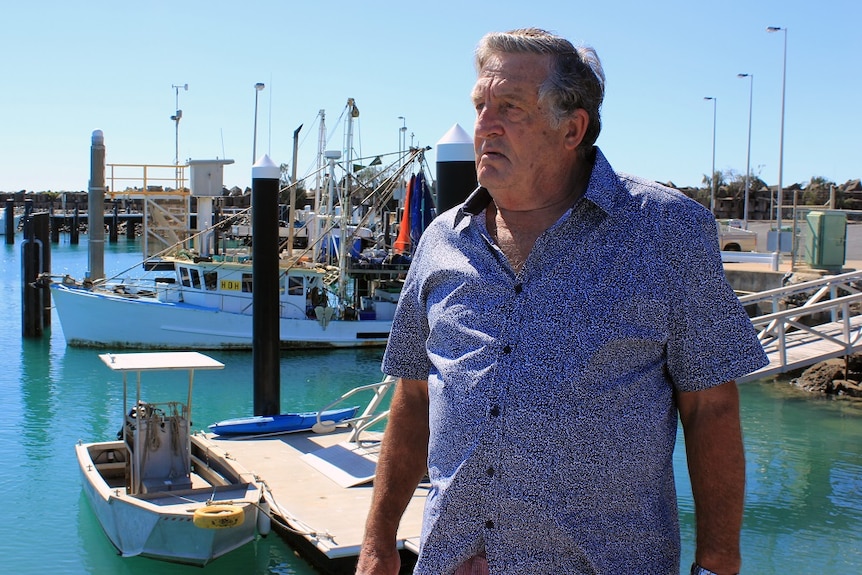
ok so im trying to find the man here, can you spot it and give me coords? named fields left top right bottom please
left=357, top=28, right=766, bottom=575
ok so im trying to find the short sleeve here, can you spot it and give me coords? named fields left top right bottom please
left=664, top=207, right=767, bottom=390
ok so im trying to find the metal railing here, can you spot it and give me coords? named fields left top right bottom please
left=739, top=269, right=862, bottom=374
left=105, top=163, right=188, bottom=197
left=313, top=376, right=397, bottom=443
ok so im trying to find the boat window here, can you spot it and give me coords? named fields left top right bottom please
left=242, top=273, right=253, bottom=293
left=179, top=267, right=191, bottom=287
left=189, top=268, right=202, bottom=289
left=288, top=276, right=303, bottom=296
left=204, top=271, right=218, bottom=291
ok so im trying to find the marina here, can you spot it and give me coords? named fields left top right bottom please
left=2, top=237, right=862, bottom=574
left=4, top=5, right=862, bottom=573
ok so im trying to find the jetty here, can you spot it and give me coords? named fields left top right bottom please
left=204, top=429, right=423, bottom=574
left=201, top=376, right=425, bottom=574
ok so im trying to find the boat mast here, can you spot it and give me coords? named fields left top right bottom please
left=324, top=150, right=340, bottom=268
left=313, top=110, right=326, bottom=263
left=339, top=99, right=359, bottom=307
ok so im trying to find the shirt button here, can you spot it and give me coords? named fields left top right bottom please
left=486, top=466, right=495, bottom=477
left=489, top=405, right=500, bottom=417
left=514, top=283, right=523, bottom=294
left=485, top=520, right=494, bottom=529
left=502, top=344, right=512, bottom=354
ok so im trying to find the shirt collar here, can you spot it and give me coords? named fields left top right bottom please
left=581, top=147, right=625, bottom=218
left=463, top=186, right=493, bottom=216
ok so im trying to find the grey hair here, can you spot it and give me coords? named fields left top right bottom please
left=475, top=28, right=605, bottom=156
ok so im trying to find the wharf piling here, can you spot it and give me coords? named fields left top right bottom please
left=50, top=210, right=60, bottom=243
left=71, top=204, right=80, bottom=244
left=5, top=199, right=14, bottom=243
left=251, top=155, right=281, bottom=416
left=46, top=212, right=142, bottom=243
left=36, top=210, right=51, bottom=328
left=435, top=123, right=476, bottom=213
left=88, top=130, right=106, bottom=281
left=21, top=201, right=51, bottom=337
left=109, top=202, right=118, bottom=243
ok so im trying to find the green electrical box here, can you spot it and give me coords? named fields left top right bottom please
left=805, top=211, right=847, bottom=270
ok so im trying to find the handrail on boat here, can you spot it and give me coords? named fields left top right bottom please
left=314, top=375, right=397, bottom=443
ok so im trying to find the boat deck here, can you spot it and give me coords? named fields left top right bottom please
left=200, top=427, right=426, bottom=574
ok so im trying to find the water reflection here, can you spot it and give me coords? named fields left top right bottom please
left=739, top=381, right=862, bottom=572
left=20, top=335, right=55, bottom=463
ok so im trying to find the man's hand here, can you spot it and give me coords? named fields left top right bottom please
left=355, top=542, right=401, bottom=575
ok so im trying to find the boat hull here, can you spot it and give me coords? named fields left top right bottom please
left=52, top=284, right=391, bottom=350
left=209, top=406, right=360, bottom=436
left=76, top=438, right=260, bottom=566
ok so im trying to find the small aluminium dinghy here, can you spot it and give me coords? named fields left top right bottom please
left=76, top=352, right=268, bottom=566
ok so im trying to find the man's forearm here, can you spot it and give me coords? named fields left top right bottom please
left=678, top=381, right=745, bottom=575
left=357, top=378, right=430, bottom=574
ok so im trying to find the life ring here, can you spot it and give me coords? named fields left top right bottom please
left=192, top=504, right=245, bottom=529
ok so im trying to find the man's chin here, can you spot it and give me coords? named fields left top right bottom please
left=477, top=168, right=510, bottom=190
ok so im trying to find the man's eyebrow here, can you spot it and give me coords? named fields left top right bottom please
left=472, top=81, right=532, bottom=103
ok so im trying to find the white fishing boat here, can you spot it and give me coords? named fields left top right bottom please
left=50, top=99, right=432, bottom=350
left=51, top=256, right=401, bottom=350
left=75, top=352, right=268, bottom=566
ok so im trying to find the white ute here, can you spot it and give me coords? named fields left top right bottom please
left=717, top=219, right=757, bottom=252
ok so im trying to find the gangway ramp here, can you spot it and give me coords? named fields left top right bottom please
left=737, top=269, right=862, bottom=383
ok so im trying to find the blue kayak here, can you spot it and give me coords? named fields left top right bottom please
left=208, top=406, right=360, bottom=436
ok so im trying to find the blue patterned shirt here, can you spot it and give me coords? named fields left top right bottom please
left=382, top=148, right=768, bottom=574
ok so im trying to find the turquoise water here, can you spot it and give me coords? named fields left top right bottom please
left=1, top=236, right=861, bottom=574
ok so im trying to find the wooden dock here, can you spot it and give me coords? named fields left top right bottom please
left=201, top=427, right=425, bottom=574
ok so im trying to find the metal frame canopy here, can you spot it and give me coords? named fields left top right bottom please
left=99, top=351, right=225, bottom=494
left=99, top=351, right=225, bottom=373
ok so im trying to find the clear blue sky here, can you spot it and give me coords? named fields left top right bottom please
left=2, top=0, right=859, bottom=193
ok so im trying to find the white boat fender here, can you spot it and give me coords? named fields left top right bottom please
left=192, top=504, right=245, bottom=529
left=257, top=499, right=271, bottom=537
left=311, top=420, right=337, bottom=434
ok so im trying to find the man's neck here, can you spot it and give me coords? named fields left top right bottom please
left=485, top=155, right=592, bottom=272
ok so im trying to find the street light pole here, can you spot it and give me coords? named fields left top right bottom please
left=767, top=26, right=787, bottom=233
left=170, top=83, right=187, bottom=188
left=738, top=73, right=754, bottom=229
left=704, top=96, right=717, bottom=216
left=253, top=82, right=265, bottom=164
left=398, top=116, right=407, bottom=157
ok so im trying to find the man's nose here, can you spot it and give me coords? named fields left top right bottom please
left=475, top=106, right=502, bottom=139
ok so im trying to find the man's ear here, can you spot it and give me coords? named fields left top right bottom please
left=563, top=108, right=590, bottom=151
